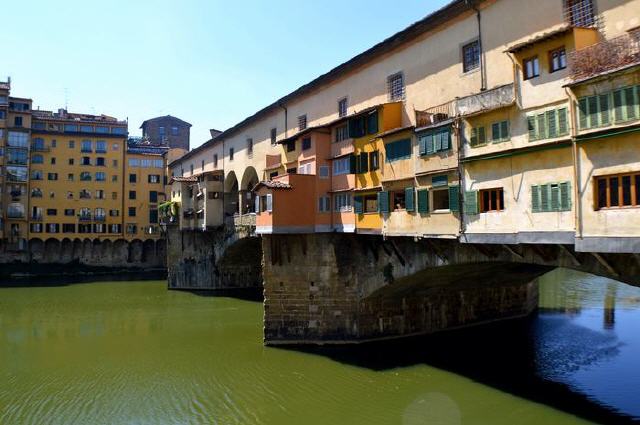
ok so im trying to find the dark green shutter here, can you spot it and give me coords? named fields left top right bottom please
left=478, top=127, right=486, bottom=145
left=537, top=114, right=547, bottom=139
left=470, top=127, right=478, bottom=146
left=599, top=94, right=610, bottom=125
left=405, top=187, right=414, bottom=212
left=560, top=181, right=571, bottom=211
left=558, top=108, right=568, bottom=135
left=625, top=86, right=638, bottom=121
left=527, top=115, right=537, bottom=142
left=349, top=154, right=357, bottom=174
left=367, top=111, right=379, bottom=134
left=449, top=185, right=460, bottom=212
left=425, top=133, right=434, bottom=155
left=578, top=98, right=589, bottom=129
left=547, top=110, right=557, bottom=138
left=588, top=96, right=598, bottom=128
left=348, top=118, right=358, bottom=138
left=419, top=134, right=427, bottom=155
left=417, top=189, right=429, bottom=213
left=551, top=184, right=560, bottom=211
left=540, top=184, right=550, bottom=212
left=613, top=89, right=624, bottom=122
left=378, top=191, right=389, bottom=214
left=354, top=196, right=363, bottom=214
left=531, top=185, right=541, bottom=213
left=441, top=129, right=450, bottom=150
left=464, top=191, right=478, bottom=215
left=359, top=153, right=369, bottom=173
left=491, top=122, right=500, bottom=142
left=434, top=131, right=443, bottom=151
left=500, top=121, right=509, bottom=140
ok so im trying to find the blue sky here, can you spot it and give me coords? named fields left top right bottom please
left=4, top=0, right=449, bottom=147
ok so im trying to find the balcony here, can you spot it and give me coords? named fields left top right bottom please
left=7, top=212, right=25, bottom=219
left=415, top=101, right=454, bottom=128
left=94, top=215, right=106, bottom=222
left=30, top=144, right=50, bottom=152
left=455, top=83, right=515, bottom=117
left=79, top=215, right=92, bottom=222
left=569, top=30, right=640, bottom=82
left=31, top=214, right=43, bottom=221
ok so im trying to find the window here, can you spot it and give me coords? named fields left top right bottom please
left=82, top=156, right=91, bottom=166
left=112, top=192, right=118, bottom=200
left=80, top=189, right=91, bottom=199
left=357, top=153, right=369, bottom=173
left=595, top=172, right=640, bottom=210
left=95, top=208, right=106, bottom=220
left=490, top=120, right=510, bottom=142
left=302, top=137, right=311, bottom=150
left=149, top=191, right=158, bottom=203
left=112, top=175, right=118, bottom=183
left=63, top=224, right=76, bottom=233
left=64, top=209, right=75, bottom=216
left=51, top=140, right=56, bottom=148
left=31, top=188, right=42, bottom=198
left=46, top=208, right=57, bottom=216
left=298, top=162, right=313, bottom=175
left=69, top=158, right=74, bottom=165
left=96, top=140, right=107, bottom=153
left=338, top=98, right=348, bottom=118
left=46, top=224, right=60, bottom=234
left=51, top=157, right=56, bottom=165
left=129, top=190, right=136, bottom=200
left=392, top=191, right=406, bottom=211
left=68, top=173, right=74, bottom=181
left=95, top=172, right=106, bottom=181
left=64, top=124, right=78, bottom=132
left=81, top=140, right=92, bottom=152
left=247, top=138, right=253, bottom=156
left=432, top=189, right=450, bottom=211
left=387, top=72, right=405, bottom=101
left=110, top=224, right=122, bottom=233
left=8, top=131, right=28, bottom=147
left=171, top=126, right=178, bottom=136
left=67, top=191, right=73, bottom=199
left=528, top=107, right=569, bottom=140
left=229, top=147, right=234, bottom=161
left=270, top=128, right=277, bottom=146
left=7, top=149, right=28, bottom=165
left=31, top=170, right=44, bottom=180
left=319, top=165, right=330, bottom=179
left=8, top=166, right=28, bottom=182
left=286, top=140, right=295, bottom=152
left=201, top=159, right=205, bottom=171
left=479, top=188, right=505, bottom=212
left=48, top=173, right=58, bottom=181
left=112, top=159, right=118, bottom=167
left=80, top=172, right=91, bottom=181
left=128, top=158, right=140, bottom=167
left=564, top=0, right=595, bottom=27
left=469, top=126, right=487, bottom=147
left=148, top=174, right=160, bottom=183
left=110, top=209, right=120, bottom=217
left=364, top=194, right=378, bottom=213
left=149, top=209, right=159, bottom=224
left=213, top=154, right=219, bottom=168
left=462, top=40, right=480, bottom=73
left=68, top=140, right=75, bottom=148
left=30, top=223, right=43, bottom=233
left=334, top=193, right=352, bottom=212
left=298, top=115, right=307, bottom=131
left=333, top=156, right=352, bottom=176
left=549, top=47, right=567, bottom=72
left=31, top=154, right=43, bottom=164
left=14, top=116, right=23, bottom=127
left=523, top=56, right=540, bottom=80
left=128, top=207, right=136, bottom=217
left=80, top=125, right=93, bottom=133
left=318, top=196, right=331, bottom=212
left=129, top=174, right=137, bottom=183
left=531, top=182, right=572, bottom=212
left=335, top=125, right=349, bottom=142
left=96, top=126, right=109, bottom=134
left=386, top=139, right=412, bottom=161
left=418, top=127, right=451, bottom=155
left=96, top=190, right=105, bottom=199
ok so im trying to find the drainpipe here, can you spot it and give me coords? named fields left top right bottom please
left=565, top=86, right=582, bottom=239
left=454, top=114, right=465, bottom=238
left=466, top=0, right=487, bottom=91
left=278, top=101, right=288, bottom=138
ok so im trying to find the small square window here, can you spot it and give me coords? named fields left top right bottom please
left=387, top=72, right=405, bottom=101
left=302, top=137, right=311, bottom=150
left=338, top=98, right=348, bottom=118
left=549, top=47, right=567, bottom=73
left=298, top=115, right=307, bottom=131
left=523, top=56, right=540, bottom=80
left=270, top=128, right=277, bottom=146
left=462, top=40, right=480, bottom=73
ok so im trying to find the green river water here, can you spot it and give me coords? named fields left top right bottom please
left=1, top=268, right=639, bottom=424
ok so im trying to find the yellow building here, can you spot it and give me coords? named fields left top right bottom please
left=28, top=109, right=128, bottom=241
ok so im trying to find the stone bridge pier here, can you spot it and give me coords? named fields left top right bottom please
left=262, top=234, right=640, bottom=345
left=166, top=225, right=262, bottom=290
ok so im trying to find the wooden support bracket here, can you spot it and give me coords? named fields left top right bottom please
left=591, top=252, right=619, bottom=277
left=558, top=244, right=581, bottom=267
left=426, top=239, right=448, bottom=263
left=502, top=244, right=524, bottom=260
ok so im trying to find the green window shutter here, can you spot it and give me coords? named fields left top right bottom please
left=378, top=191, right=389, bottom=214
left=478, top=126, right=486, bottom=145
left=367, top=111, right=379, bottom=134
left=349, top=154, right=357, bottom=174
left=441, top=129, right=451, bottom=150
left=359, top=153, right=369, bottom=173
left=560, top=181, right=572, bottom=211
left=405, top=187, right=415, bottom=212
left=417, top=189, right=429, bottom=214
left=551, top=183, right=560, bottom=211
left=491, top=122, right=500, bottom=142
left=348, top=118, right=358, bottom=138
left=558, top=108, right=568, bottom=135
left=547, top=110, right=557, bottom=138
left=470, top=127, right=478, bottom=147
left=599, top=94, right=610, bottom=126
left=537, top=113, right=547, bottom=139
left=449, top=185, right=460, bottom=212
left=613, top=89, right=624, bottom=122
left=419, top=135, right=427, bottom=155
left=500, top=121, right=509, bottom=140
left=354, top=196, right=363, bottom=214
left=434, top=131, right=443, bottom=151
left=587, top=96, right=598, bottom=128
left=531, top=185, right=541, bottom=213
left=425, top=133, right=435, bottom=155
left=540, top=184, right=550, bottom=212
left=578, top=98, right=588, bottom=129
left=527, top=116, right=537, bottom=141
left=464, top=191, right=478, bottom=215
left=625, top=86, right=638, bottom=121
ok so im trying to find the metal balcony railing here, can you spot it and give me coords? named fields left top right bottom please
left=30, top=144, right=50, bottom=152
left=79, top=215, right=92, bottom=222
left=415, top=101, right=455, bottom=128
left=568, top=30, right=640, bottom=82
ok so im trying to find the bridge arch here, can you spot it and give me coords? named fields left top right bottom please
left=44, top=238, right=61, bottom=262
left=240, top=166, right=259, bottom=214
left=29, top=238, right=44, bottom=261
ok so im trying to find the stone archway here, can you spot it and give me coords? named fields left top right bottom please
left=61, top=238, right=73, bottom=262
left=240, top=166, right=259, bottom=214
left=224, top=171, right=239, bottom=217
left=141, top=239, right=156, bottom=264
left=29, top=238, right=44, bottom=262
left=44, top=238, right=61, bottom=263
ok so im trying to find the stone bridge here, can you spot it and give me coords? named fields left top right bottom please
left=165, top=225, right=640, bottom=345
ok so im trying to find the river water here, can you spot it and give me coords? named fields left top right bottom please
left=1, top=268, right=639, bottom=424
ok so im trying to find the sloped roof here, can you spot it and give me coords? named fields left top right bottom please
left=140, top=115, right=192, bottom=129
left=252, top=180, right=292, bottom=191
left=170, top=176, right=198, bottom=183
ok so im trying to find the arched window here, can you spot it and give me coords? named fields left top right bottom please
left=31, top=188, right=43, bottom=198
left=31, top=154, right=44, bottom=164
